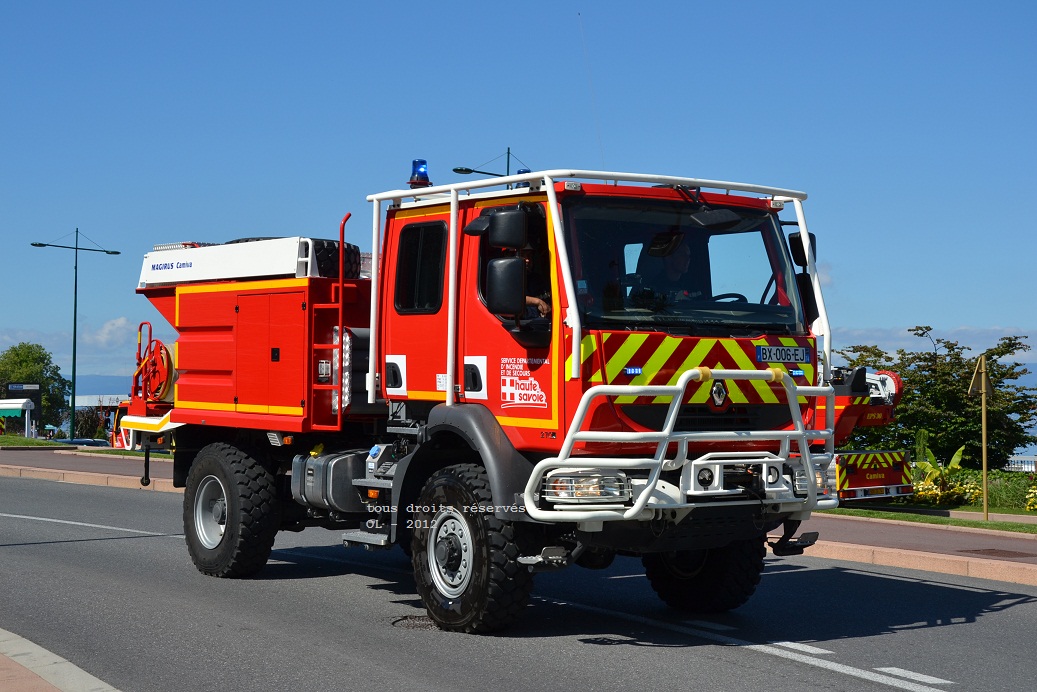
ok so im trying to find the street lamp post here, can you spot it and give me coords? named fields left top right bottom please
left=31, top=228, right=120, bottom=439
left=453, top=147, right=519, bottom=178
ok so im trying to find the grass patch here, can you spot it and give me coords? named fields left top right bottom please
left=0, top=435, right=69, bottom=447
left=944, top=505, right=1033, bottom=517
left=820, top=507, right=1037, bottom=535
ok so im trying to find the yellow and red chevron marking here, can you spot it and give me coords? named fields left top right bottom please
left=563, top=332, right=815, bottom=405
left=817, top=395, right=870, bottom=412
left=836, top=451, right=911, bottom=491
left=839, top=451, right=907, bottom=469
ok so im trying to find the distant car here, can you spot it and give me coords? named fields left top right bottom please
left=71, top=438, right=111, bottom=447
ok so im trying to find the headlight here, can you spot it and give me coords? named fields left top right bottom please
left=542, top=472, right=631, bottom=503
left=794, top=469, right=829, bottom=495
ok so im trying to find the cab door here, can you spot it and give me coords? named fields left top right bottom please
left=379, top=214, right=450, bottom=405
left=458, top=201, right=561, bottom=450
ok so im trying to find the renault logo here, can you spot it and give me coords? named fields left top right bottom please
left=711, top=380, right=728, bottom=407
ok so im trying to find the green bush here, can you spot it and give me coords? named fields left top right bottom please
left=956, top=469, right=1031, bottom=509
left=906, top=467, right=1032, bottom=510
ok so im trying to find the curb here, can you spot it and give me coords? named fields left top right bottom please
left=817, top=513, right=1037, bottom=539
left=0, top=445, right=78, bottom=451
left=0, top=627, right=118, bottom=692
left=810, top=540, right=1037, bottom=587
left=0, top=464, right=181, bottom=493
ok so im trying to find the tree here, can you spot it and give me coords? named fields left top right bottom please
left=916, top=445, right=966, bottom=492
left=836, top=326, right=1037, bottom=471
left=75, top=402, right=112, bottom=440
left=0, top=342, right=70, bottom=430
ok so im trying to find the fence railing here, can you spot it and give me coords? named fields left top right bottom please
left=1006, top=456, right=1037, bottom=473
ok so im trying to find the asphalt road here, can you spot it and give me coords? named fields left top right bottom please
left=3, top=476, right=1037, bottom=691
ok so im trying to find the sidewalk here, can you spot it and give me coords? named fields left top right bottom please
left=0, top=628, right=116, bottom=692
left=0, top=447, right=178, bottom=493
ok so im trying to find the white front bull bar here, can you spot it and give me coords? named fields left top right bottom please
left=521, top=367, right=839, bottom=523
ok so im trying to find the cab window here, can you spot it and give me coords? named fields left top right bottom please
left=394, top=221, right=447, bottom=314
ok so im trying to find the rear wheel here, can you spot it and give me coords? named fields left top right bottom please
left=642, top=537, right=766, bottom=613
left=184, top=443, right=280, bottom=577
left=411, top=464, right=533, bottom=633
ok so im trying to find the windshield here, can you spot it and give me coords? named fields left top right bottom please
left=563, top=195, right=807, bottom=336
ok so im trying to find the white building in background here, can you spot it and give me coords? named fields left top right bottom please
left=73, top=395, right=126, bottom=409
left=0, top=398, right=35, bottom=437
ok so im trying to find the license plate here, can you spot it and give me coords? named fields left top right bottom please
left=756, top=346, right=810, bottom=364
left=865, top=487, right=887, bottom=496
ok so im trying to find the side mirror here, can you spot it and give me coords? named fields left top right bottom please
left=789, top=232, right=817, bottom=268
left=485, top=256, right=526, bottom=316
left=487, top=209, right=528, bottom=249
left=462, top=210, right=529, bottom=249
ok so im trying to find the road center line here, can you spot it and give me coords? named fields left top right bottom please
left=770, top=641, right=834, bottom=654
left=875, top=667, right=955, bottom=685
left=533, top=597, right=950, bottom=692
left=0, top=512, right=179, bottom=537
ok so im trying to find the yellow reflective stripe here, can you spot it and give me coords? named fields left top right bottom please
left=584, top=336, right=601, bottom=383
left=615, top=336, right=682, bottom=404
left=723, top=341, right=777, bottom=403
left=841, top=451, right=907, bottom=469
left=177, top=400, right=236, bottom=412
left=564, top=334, right=602, bottom=383
left=604, top=333, right=649, bottom=382
left=657, top=339, right=717, bottom=404
left=269, top=405, right=305, bottom=416
left=779, top=336, right=816, bottom=382
left=666, top=339, right=716, bottom=385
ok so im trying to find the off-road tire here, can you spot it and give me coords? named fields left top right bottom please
left=224, top=237, right=361, bottom=279
left=411, top=464, right=533, bottom=633
left=184, top=443, right=280, bottom=578
left=312, top=240, right=361, bottom=279
left=642, top=537, right=766, bottom=613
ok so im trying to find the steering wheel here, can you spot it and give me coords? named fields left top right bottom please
left=760, top=276, right=776, bottom=304
left=712, top=293, right=748, bottom=303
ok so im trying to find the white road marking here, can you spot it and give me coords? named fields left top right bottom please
left=0, top=512, right=181, bottom=537
left=875, top=667, right=955, bottom=685
left=770, top=641, right=834, bottom=654
left=276, top=548, right=955, bottom=690
left=533, top=598, right=951, bottom=692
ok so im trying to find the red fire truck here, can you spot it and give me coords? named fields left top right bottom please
left=119, top=163, right=901, bottom=632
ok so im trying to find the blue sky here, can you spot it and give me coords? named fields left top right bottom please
left=1, top=0, right=1035, bottom=381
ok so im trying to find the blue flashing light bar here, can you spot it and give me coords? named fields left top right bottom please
left=408, top=159, right=431, bottom=188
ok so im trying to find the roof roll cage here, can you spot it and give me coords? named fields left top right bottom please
left=364, top=170, right=828, bottom=405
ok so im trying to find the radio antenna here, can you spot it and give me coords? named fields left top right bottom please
left=578, top=12, right=606, bottom=169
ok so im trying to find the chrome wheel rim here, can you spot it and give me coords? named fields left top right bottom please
left=428, top=507, right=473, bottom=598
left=195, top=475, right=228, bottom=549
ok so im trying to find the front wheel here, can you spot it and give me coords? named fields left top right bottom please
left=184, top=443, right=280, bottom=578
left=642, top=537, right=766, bottom=613
left=411, top=464, right=533, bottom=633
